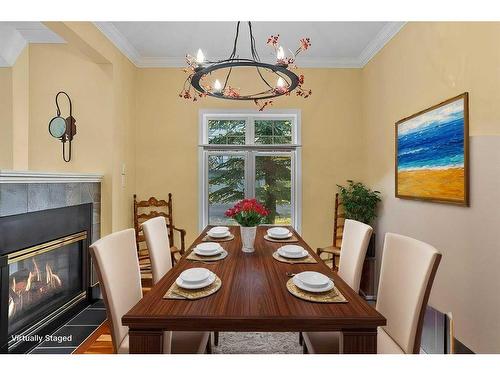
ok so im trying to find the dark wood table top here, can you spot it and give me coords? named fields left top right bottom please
left=122, top=226, right=386, bottom=332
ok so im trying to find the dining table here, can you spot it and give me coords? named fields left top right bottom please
left=122, top=225, right=386, bottom=354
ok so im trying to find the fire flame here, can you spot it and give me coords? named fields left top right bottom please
left=8, top=258, right=63, bottom=320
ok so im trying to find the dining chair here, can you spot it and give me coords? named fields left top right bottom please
left=375, top=233, right=441, bottom=354
left=317, top=193, right=344, bottom=269
left=303, top=232, right=441, bottom=354
left=133, top=194, right=187, bottom=274
left=142, top=216, right=212, bottom=350
left=90, top=228, right=210, bottom=354
left=301, top=219, right=373, bottom=352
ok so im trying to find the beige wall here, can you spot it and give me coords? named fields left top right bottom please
left=362, top=22, right=500, bottom=353
left=135, top=68, right=364, bottom=248
left=0, top=68, right=13, bottom=168
left=12, top=46, right=30, bottom=170
left=27, top=43, right=114, bottom=234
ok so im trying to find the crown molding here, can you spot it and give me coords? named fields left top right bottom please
left=358, top=22, right=406, bottom=66
left=94, top=22, right=142, bottom=66
left=0, top=170, right=104, bottom=183
left=96, top=21, right=406, bottom=69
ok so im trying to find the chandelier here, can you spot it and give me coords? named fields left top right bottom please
left=179, top=22, right=312, bottom=110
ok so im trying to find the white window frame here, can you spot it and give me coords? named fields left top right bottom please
left=198, top=109, right=302, bottom=233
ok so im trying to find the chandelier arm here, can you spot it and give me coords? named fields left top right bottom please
left=222, top=65, right=233, bottom=91
left=229, top=21, right=241, bottom=60
left=255, top=66, right=275, bottom=90
left=248, top=22, right=261, bottom=62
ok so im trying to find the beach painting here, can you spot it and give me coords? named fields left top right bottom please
left=396, top=93, right=469, bottom=205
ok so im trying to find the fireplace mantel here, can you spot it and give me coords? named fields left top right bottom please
left=0, top=170, right=103, bottom=183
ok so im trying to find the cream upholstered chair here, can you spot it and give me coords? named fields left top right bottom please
left=303, top=232, right=441, bottom=354
left=142, top=216, right=173, bottom=284
left=375, top=233, right=441, bottom=354
left=90, top=228, right=209, bottom=354
left=302, top=219, right=373, bottom=353
left=142, top=217, right=211, bottom=352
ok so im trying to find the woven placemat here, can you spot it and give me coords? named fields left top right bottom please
left=264, top=235, right=299, bottom=243
left=272, top=251, right=317, bottom=264
left=202, top=234, right=235, bottom=242
left=286, top=279, right=347, bottom=303
left=163, top=276, right=222, bottom=300
left=186, top=249, right=228, bottom=262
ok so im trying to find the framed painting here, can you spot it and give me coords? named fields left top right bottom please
left=395, top=93, right=469, bottom=206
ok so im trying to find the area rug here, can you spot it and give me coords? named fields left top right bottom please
left=213, top=332, right=303, bottom=354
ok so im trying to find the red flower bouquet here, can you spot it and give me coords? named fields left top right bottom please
left=225, top=198, right=269, bottom=227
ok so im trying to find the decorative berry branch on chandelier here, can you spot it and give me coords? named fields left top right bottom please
left=179, top=22, right=312, bottom=111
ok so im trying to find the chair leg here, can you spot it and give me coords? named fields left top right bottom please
left=334, top=254, right=340, bottom=271
left=303, top=343, right=308, bottom=354
left=206, top=338, right=212, bottom=354
left=299, top=332, right=303, bottom=346
left=214, top=331, right=219, bottom=346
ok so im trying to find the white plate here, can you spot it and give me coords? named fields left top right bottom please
left=207, top=230, right=231, bottom=238
left=278, top=245, right=307, bottom=259
left=268, top=232, right=293, bottom=239
left=209, top=226, right=229, bottom=234
left=179, top=267, right=211, bottom=284
left=296, top=271, right=330, bottom=288
left=194, top=246, right=223, bottom=257
left=176, top=272, right=216, bottom=290
left=196, top=242, right=220, bottom=253
left=278, top=249, right=309, bottom=259
left=292, top=274, right=334, bottom=293
left=267, top=227, right=291, bottom=238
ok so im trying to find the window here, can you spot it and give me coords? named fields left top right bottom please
left=199, top=110, right=301, bottom=231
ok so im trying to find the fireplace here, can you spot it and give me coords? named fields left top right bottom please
left=0, top=204, right=93, bottom=353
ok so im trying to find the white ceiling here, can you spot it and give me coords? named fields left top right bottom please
left=0, top=22, right=65, bottom=67
left=95, top=21, right=405, bottom=68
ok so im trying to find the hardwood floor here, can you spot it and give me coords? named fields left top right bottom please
left=74, top=321, right=113, bottom=354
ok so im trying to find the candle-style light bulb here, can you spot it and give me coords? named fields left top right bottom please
left=213, top=79, right=222, bottom=93
left=196, top=49, right=205, bottom=64
left=276, top=46, right=285, bottom=61
left=276, top=77, right=286, bottom=89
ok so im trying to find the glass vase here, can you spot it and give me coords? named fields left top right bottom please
left=240, top=226, right=257, bottom=253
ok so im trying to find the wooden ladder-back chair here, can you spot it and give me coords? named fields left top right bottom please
left=317, top=193, right=345, bottom=270
left=133, top=194, right=186, bottom=278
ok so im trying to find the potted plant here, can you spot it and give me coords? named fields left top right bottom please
left=336, top=180, right=381, bottom=225
left=225, top=199, right=269, bottom=253
left=336, top=180, right=381, bottom=260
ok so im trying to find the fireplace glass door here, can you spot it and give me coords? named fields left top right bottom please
left=8, top=232, right=86, bottom=337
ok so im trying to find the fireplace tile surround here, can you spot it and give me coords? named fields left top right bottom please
left=0, top=171, right=103, bottom=244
